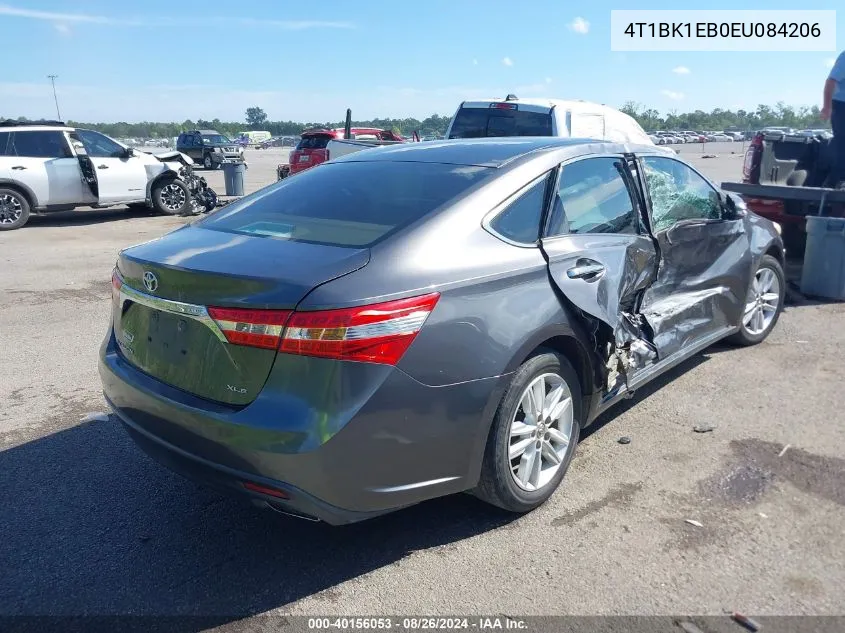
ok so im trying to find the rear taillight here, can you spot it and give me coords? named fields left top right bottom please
left=208, top=307, right=292, bottom=350
left=743, top=134, right=764, bottom=182
left=111, top=268, right=123, bottom=315
left=279, top=293, right=440, bottom=365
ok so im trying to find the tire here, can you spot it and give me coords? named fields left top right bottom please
left=474, top=351, right=582, bottom=513
left=203, top=153, right=216, bottom=170
left=727, top=254, right=785, bottom=347
left=151, top=179, right=192, bottom=216
left=0, top=187, right=31, bottom=231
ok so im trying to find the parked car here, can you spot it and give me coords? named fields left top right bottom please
left=176, top=130, right=243, bottom=170
left=710, top=133, right=732, bottom=142
left=0, top=120, right=215, bottom=230
left=100, top=137, right=785, bottom=524
left=284, top=127, right=405, bottom=178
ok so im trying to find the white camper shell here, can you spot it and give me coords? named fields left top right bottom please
left=445, top=97, right=663, bottom=147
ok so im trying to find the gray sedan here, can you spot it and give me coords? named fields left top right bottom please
left=100, top=137, right=785, bottom=524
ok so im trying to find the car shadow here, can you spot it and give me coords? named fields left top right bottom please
left=24, top=206, right=157, bottom=228
left=0, top=418, right=517, bottom=622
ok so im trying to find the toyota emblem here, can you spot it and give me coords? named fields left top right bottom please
left=142, top=271, right=158, bottom=293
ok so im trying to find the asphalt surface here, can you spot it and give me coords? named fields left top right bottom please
left=1, top=143, right=844, bottom=622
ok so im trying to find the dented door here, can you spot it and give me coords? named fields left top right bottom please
left=637, top=155, right=752, bottom=358
left=540, top=155, right=660, bottom=393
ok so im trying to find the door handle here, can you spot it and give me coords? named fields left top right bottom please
left=98, top=164, right=109, bottom=169
left=566, top=263, right=606, bottom=280
left=11, top=165, right=27, bottom=170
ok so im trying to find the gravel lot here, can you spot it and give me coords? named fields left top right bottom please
left=2, top=141, right=844, bottom=622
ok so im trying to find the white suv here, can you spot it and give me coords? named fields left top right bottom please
left=0, top=121, right=198, bottom=230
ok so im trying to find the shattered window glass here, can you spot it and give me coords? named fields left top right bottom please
left=642, top=156, right=722, bottom=232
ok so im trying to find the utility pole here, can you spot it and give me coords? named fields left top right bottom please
left=47, top=75, right=61, bottom=120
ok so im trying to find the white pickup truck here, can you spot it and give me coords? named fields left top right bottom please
left=0, top=121, right=216, bottom=230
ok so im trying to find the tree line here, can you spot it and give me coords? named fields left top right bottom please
left=4, top=101, right=830, bottom=140
left=619, top=101, right=830, bottom=132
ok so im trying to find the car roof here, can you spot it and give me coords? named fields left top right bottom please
left=331, top=137, right=661, bottom=168
left=0, top=125, right=73, bottom=132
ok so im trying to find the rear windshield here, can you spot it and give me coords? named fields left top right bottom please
left=198, top=161, right=494, bottom=247
left=296, top=135, right=332, bottom=150
left=448, top=106, right=553, bottom=139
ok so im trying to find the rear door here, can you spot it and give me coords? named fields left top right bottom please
left=7, top=130, right=84, bottom=206
left=636, top=155, right=752, bottom=358
left=540, top=154, right=660, bottom=393
left=76, top=129, right=148, bottom=203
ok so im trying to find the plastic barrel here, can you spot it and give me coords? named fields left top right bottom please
left=222, top=162, right=246, bottom=196
left=800, top=216, right=845, bottom=299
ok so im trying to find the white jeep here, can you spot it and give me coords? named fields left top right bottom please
left=0, top=121, right=205, bottom=230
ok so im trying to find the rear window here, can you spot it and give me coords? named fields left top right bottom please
left=198, top=161, right=495, bottom=247
left=448, top=106, right=553, bottom=139
left=296, top=135, right=332, bottom=150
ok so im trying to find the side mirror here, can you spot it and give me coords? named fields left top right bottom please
left=722, top=192, right=747, bottom=219
left=123, top=147, right=135, bottom=158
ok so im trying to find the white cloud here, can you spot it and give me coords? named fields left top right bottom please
left=0, top=3, right=134, bottom=24
left=237, top=18, right=354, bottom=30
left=825, top=58, right=835, bottom=69
left=661, top=89, right=684, bottom=101
left=672, top=66, right=691, bottom=75
left=54, top=23, right=71, bottom=35
left=568, top=17, right=589, bottom=34
left=502, top=57, right=513, bottom=67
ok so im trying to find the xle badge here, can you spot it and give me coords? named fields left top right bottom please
left=227, top=385, right=247, bottom=394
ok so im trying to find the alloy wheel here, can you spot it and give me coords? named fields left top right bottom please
left=160, top=184, right=187, bottom=212
left=742, top=266, right=780, bottom=336
left=509, top=372, right=574, bottom=492
left=0, top=193, right=23, bottom=225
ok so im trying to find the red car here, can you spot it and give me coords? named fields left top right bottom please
left=278, top=127, right=405, bottom=180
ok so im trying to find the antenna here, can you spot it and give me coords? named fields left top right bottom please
left=47, top=75, right=61, bottom=120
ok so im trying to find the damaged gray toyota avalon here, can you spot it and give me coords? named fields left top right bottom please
left=99, top=137, right=786, bottom=524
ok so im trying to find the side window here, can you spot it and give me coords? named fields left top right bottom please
left=9, top=131, right=72, bottom=158
left=76, top=130, right=126, bottom=158
left=642, top=156, right=722, bottom=232
left=0, top=131, right=10, bottom=156
left=176, top=133, right=185, bottom=146
left=488, top=175, right=549, bottom=244
left=547, top=157, right=638, bottom=236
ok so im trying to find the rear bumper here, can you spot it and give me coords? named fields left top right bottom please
left=99, top=331, right=505, bottom=524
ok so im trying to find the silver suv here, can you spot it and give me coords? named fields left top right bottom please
left=0, top=121, right=196, bottom=230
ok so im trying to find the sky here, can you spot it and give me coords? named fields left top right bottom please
left=0, top=0, right=841, bottom=123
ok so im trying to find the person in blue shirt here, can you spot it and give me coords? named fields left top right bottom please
left=822, top=51, right=845, bottom=188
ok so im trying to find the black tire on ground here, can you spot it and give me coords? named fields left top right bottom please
left=0, top=187, right=31, bottom=231
left=203, top=153, right=216, bottom=170
left=727, top=254, right=786, bottom=347
left=151, top=179, right=192, bottom=216
left=474, top=350, right=582, bottom=514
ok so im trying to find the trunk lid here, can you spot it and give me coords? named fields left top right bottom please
left=113, top=225, right=369, bottom=406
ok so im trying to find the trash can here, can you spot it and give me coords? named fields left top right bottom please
left=800, top=216, right=845, bottom=299
left=222, top=161, right=246, bottom=196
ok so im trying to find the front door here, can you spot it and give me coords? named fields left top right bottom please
left=76, top=130, right=148, bottom=203
left=636, top=155, right=752, bottom=358
left=540, top=154, right=660, bottom=394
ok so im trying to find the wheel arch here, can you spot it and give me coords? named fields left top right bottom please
left=0, top=180, right=38, bottom=209
left=465, top=325, right=598, bottom=488
left=146, top=169, right=180, bottom=199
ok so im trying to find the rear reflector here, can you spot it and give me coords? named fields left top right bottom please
left=280, top=293, right=440, bottom=365
left=208, top=306, right=292, bottom=350
left=242, top=481, right=290, bottom=499
left=111, top=268, right=123, bottom=315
